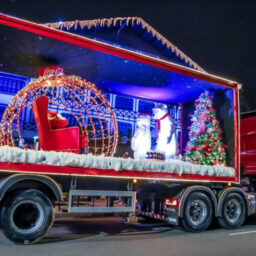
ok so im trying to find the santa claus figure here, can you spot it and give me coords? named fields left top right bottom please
left=131, top=113, right=151, bottom=160
left=47, top=110, right=68, bottom=129
left=47, top=110, right=87, bottom=153
left=152, top=104, right=178, bottom=159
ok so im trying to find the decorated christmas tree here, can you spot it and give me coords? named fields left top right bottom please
left=185, top=91, right=226, bottom=166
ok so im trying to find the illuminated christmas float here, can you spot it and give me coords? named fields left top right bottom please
left=0, top=15, right=244, bottom=245
left=0, top=14, right=238, bottom=180
left=0, top=67, right=235, bottom=177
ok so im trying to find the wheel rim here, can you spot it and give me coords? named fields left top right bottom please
left=186, top=199, right=208, bottom=226
left=10, top=200, right=44, bottom=234
left=224, top=198, right=241, bottom=224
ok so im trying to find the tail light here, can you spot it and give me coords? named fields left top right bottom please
left=165, top=198, right=179, bottom=207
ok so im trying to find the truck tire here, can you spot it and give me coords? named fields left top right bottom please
left=218, top=192, right=246, bottom=229
left=1, top=189, right=54, bottom=244
left=181, top=192, right=213, bottom=232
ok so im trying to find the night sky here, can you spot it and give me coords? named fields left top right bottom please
left=1, top=0, right=256, bottom=111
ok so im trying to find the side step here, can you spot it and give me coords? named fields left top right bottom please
left=68, top=190, right=136, bottom=213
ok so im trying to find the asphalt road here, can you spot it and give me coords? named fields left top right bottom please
left=1, top=216, right=256, bottom=256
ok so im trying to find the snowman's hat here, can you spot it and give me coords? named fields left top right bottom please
left=138, top=113, right=150, bottom=117
left=137, top=113, right=151, bottom=123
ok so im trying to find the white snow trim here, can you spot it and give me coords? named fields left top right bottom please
left=0, top=146, right=235, bottom=177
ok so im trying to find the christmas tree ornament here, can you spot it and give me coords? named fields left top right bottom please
left=185, top=91, right=226, bottom=165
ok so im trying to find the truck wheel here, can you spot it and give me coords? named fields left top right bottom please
left=181, top=192, right=213, bottom=232
left=1, top=189, right=54, bottom=244
left=218, top=193, right=246, bottom=229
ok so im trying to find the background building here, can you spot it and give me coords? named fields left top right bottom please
left=0, top=71, right=181, bottom=156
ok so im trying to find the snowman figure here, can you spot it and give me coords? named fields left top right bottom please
left=131, top=113, right=151, bottom=160
left=152, top=104, right=178, bottom=159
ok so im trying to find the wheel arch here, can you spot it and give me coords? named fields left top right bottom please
left=0, top=174, right=63, bottom=204
left=217, top=187, right=249, bottom=217
left=178, top=186, right=218, bottom=217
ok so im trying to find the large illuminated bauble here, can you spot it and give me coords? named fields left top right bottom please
left=0, top=74, right=118, bottom=156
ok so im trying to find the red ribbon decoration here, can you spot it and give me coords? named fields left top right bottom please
left=157, top=112, right=170, bottom=138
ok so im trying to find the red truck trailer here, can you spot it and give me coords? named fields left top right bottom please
left=0, top=14, right=253, bottom=244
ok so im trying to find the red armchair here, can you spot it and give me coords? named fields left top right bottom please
left=32, top=96, right=87, bottom=153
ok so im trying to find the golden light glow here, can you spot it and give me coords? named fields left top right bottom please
left=0, top=74, right=118, bottom=156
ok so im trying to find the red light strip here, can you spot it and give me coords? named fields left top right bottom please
left=0, top=161, right=237, bottom=183
left=179, top=103, right=183, bottom=154
left=233, top=88, right=239, bottom=183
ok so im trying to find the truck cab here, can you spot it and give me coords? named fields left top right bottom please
left=241, top=111, right=256, bottom=176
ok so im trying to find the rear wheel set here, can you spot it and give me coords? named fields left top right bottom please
left=180, top=191, right=246, bottom=232
left=218, top=193, right=246, bottom=229
left=181, top=192, right=213, bottom=232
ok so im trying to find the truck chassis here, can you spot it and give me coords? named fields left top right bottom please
left=0, top=170, right=255, bottom=244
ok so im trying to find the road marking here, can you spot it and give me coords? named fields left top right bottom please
left=229, top=230, right=256, bottom=236
left=120, top=227, right=171, bottom=236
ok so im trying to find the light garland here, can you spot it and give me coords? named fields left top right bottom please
left=0, top=74, right=118, bottom=156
